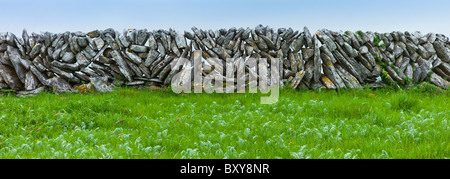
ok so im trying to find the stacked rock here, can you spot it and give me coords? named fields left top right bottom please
left=0, top=25, right=449, bottom=95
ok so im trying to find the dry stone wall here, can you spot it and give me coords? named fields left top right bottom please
left=0, top=25, right=449, bottom=96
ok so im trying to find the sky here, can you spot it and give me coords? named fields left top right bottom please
left=0, top=0, right=449, bottom=36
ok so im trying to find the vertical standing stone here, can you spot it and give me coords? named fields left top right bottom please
left=313, top=34, right=321, bottom=83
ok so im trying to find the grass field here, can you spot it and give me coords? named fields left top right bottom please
left=0, top=85, right=448, bottom=159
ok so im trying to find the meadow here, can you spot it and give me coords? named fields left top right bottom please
left=0, top=84, right=448, bottom=159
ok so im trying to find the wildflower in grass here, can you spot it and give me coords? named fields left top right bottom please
left=36, top=140, right=39, bottom=143
left=90, top=148, right=92, bottom=151
left=160, top=117, right=162, bottom=119
left=288, top=141, right=294, bottom=145
left=120, top=138, right=123, bottom=141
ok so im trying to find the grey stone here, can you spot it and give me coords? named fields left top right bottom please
left=30, top=65, right=50, bottom=86
left=130, top=45, right=149, bottom=53
left=24, top=71, right=39, bottom=91
left=145, top=50, right=160, bottom=67
left=433, top=41, right=450, bottom=63
left=256, top=36, right=268, bottom=51
left=0, top=63, right=23, bottom=90
left=418, top=58, right=431, bottom=82
left=174, top=32, right=188, bottom=49
left=289, top=35, right=304, bottom=53
left=303, top=26, right=313, bottom=48
left=356, top=54, right=373, bottom=71
left=386, top=66, right=403, bottom=83
left=125, top=49, right=142, bottom=64
left=405, top=64, right=413, bottom=80
left=147, top=34, right=158, bottom=50
left=313, top=36, right=321, bottom=83
left=413, top=63, right=422, bottom=84
left=429, top=73, right=449, bottom=89
left=76, top=52, right=90, bottom=67
left=136, top=29, right=148, bottom=45
left=77, top=37, right=88, bottom=47
left=320, top=52, right=345, bottom=89
left=110, top=50, right=133, bottom=82
left=61, top=52, right=76, bottom=63
left=417, top=45, right=430, bottom=59
left=359, top=46, right=369, bottom=54
left=433, top=67, right=450, bottom=81
left=6, top=48, right=27, bottom=84
left=343, top=42, right=358, bottom=58
left=51, top=60, right=80, bottom=71
left=317, top=32, right=337, bottom=51
left=17, top=86, right=46, bottom=97
left=50, top=65, right=81, bottom=83
left=126, top=81, right=145, bottom=86
left=119, top=34, right=131, bottom=48
left=93, top=37, right=105, bottom=50
left=393, top=45, right=403, bottom=59
left=321, top=76, right=336, bottom=89
left=319, top=45, right=337, bottom=63
left=48, top=77, right=73, bottom=93
left=334, top=64, right=361, bottom=89
left=423, top=42, right=436, bottom=55
left=90, top=76, right=114, bottom=92
left=437, top=63, right=450, bottom=75
left=333, top=50, right=361, bottom=83
left=260, top=35, right=276, bottom=50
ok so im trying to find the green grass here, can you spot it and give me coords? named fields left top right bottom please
left=0, top=87, right=448, bottom=159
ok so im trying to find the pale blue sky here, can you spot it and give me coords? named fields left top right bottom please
left=1, top=0, right=449, bottom=36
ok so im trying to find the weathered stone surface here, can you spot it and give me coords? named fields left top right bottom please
left=359, top=46, right=369, bottom=54
left=110, top=50, right=133, bottom=82
left=303, top=27, right=313, bottom=48
left=7, top=47, right=27, bottom=84
left=386, top=66, right=404, bottom=84
left=24, top=71, right=39, bottom=91
left=321, top=76, right=336, bottom=89
left=125, top=49, right=143, bottom=64
left=0, top=63, right=23, bottom=90
left=302, top=48, right=314, bottom=60
left=334, top=64, right=361, bottom=89
left=320, top=49, right=345, bottom=89
left=16, top=86, right=46, bottom=97
left=312, top=36, right=321, bottom=83
left=433, top=41, right=450, bottom=63
left=130, top=45, right=149, bottom=53
left=48, top=77, right=73, bottom=93
left=317, top=32, right=337, bottom=51
left=429, top=73, right=449, bottom=89
left=437, top=63, right=450, bottom=75
left=333, top=50, right=361, bottom=83
left=320, top=45, right=337, bottom=63
left=290, top=35, right=304, bottom=53
left=433, top=67, right=450, bottom=81
left=343, top=42, right=358, bottom=58
left=418, top=58, right=432, bottom=82
left=61, top=52, right=76, bottom=63
left=413, top=63, right=422, bottom=83
left=90, top=76, right=113, bottom=92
